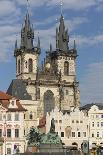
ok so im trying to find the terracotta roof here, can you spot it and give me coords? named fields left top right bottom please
left=0, top=91, right=12, bottom=100
left=0, top=91, right=26, bottom=112
left=38, top=116, right=46, bottom=128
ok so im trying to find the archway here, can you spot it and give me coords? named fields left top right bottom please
left=43, top=90, right=55, bottom=114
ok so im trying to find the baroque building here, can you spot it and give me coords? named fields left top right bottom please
left=7, top=10, right=80, bottom=119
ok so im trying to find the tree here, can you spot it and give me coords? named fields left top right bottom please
left=27, top=127, right=42, bottom=146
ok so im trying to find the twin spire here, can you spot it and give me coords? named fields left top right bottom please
left=15, top=0, right=76, bottom=53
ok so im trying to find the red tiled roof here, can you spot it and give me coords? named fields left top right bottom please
left=38, top=116, right=46, bottom=128
left=0, top=91, right=26, bottom=112
left=0, top=91, right=12, bottom=100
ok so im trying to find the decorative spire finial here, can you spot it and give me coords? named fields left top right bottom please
left=60, top=0, right=63, bottom=15
left=26, top=0, right=29, bottom=13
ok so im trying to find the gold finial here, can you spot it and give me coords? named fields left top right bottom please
left=60, top=0, right=63, bottom=15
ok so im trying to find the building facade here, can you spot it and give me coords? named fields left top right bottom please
left=46, top=107, right=89, bottom=148
left=7, top=11, right=80, bottom=120
left=46, top=104, right=103, bottom=149
left=0, top=91, right=26, bottom=154
left=88, top=105, right=103, bottom=148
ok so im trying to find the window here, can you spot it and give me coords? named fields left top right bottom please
left=37, top=88, right=40, bottom=99
left=92, top=133, right=94, bottom=137
left=0, top=114, right=2, bottom=121
left=80, top=120, right=83, bottom=123
left=76, top=120, right=79, bottom=123
left=72, top=120, right=74, bottom=123
left=64, top=61, right=69, bottom=75
left=97, top=132, right=99, bottom=138
left=0, top=129, right=2, bottom=137
left=55, top=120, right=58, bottom=123
left=72, top=132, right=75, bottom=137
left=29, top=112, right=33, bottom=120
left=24, top=114, right=25, bottom=119
left=59, top=120, right=62, bottom=123
left=101, top=115, right=103, bottom=118
left=96, top=115, right=99, bottom=118
left=7, top=113, right=11, bottom=121
left=7, top=129, right=11, bottom=137
left=78, top=132, right=81, bottom=137
left=7, top=148, right=11, bottom=155
left=66, top=90, right=68, bottom=95
left=28, top=59, right=33, bottom=73
left=92, top=122, right=94, bottom=127
left=83, top=132, right=86, bottom=137
left=15, top=129, right=19, bottom=138
left=101, top=122, right=103, bottom=127
left=97, top=122, right=99, bottom=127
left=15, top=113, right=19, bottom=121
left=18, top=59, right=20, bottom=74
left=61, top=132, right=64, bottom=137
left=24, top=129, right=25, bottom=136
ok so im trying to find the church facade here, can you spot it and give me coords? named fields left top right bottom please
left=7, top=11, right=80, bottom=121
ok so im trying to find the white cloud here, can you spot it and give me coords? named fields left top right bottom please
left=80, top=62, right=103, bottom=104
left=0, top=0, right=20, bottom=17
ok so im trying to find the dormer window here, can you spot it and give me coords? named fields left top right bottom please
left=11, top=101, right=14, bottom=106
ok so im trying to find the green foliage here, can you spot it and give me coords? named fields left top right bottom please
left=27, top=127, right=42, bottom=146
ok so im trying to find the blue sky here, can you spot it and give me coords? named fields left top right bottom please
left=0, top=0, right=103, bottom=105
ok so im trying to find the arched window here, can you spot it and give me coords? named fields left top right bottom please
left=64, top=61, right=69, bottom=75
left=18, top=59, right=20, bottom=74
left=28, top=59, right=33, bottom=73
left=44, top=90, right=55, bottom=114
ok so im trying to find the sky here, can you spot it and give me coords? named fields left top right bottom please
left=0, top=0, right=103, bottom=105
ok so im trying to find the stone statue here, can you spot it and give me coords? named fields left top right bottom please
left=50, top=118, right=55, bottom=133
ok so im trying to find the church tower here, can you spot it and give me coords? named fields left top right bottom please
left=14, top=12, right=41, bottom=81
left=43, top=14, right=80, bottom=110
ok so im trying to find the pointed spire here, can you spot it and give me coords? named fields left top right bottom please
left=20, top=6, right=34, bottom=50
left=74, top=40, right=76, bottom=50
left=15, top=39, right=18, bottom=51
left=37, top=36, right=40, bottom=49
left=50, top=43, right=52, bottom=53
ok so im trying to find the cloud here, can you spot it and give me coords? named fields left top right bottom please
left=80, top=62, right=103, bottom=104
left=0, top=0, right=20, bottom=17
left=70, top=34, right=103, bottom=48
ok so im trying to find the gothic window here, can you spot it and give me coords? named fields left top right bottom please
left=28, top=59, right=33, bottom=73
left=44, top=90, right=55, bottom=114
left=64, top=61, right=69, bottom=75
left=37, top=88, right=40, bottom=99
left=18, top=59, right=20, bottom=74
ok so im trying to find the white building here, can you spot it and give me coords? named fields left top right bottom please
left=46, top=107, right=89, bottom=148
left=88, top=105, right=103, bottom=147
left=0, top=91, right=26, bottom=154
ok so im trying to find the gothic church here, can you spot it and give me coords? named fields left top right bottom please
left=7, top=10, right=80, bottom=119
